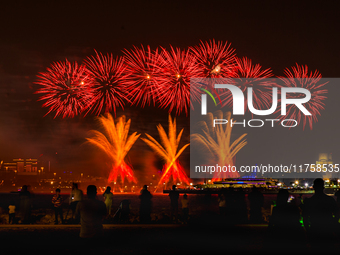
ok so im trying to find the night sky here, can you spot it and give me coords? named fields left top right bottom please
left=0, top=0, right=340, bottom=179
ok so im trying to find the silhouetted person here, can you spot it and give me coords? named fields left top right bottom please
left=181, top=193, right=189, bottom=223
left=169, top=185, right=179, bottom=222
left=19, top=185, right=31, bottom=224
left=334, top=189, right=340, bottom=209
left=234, top=188, right=248, bottom=223
left=303, top=178, right=339, bottom=248
left=117, top=199, right=130, bottom=223
left=103, top=186, right=113, bottom=215
left=52, top=188, right=64, bottom=224
left=75, top=185, right=106, bottom=253
left=139, top=185, right=152, bottom=223
left=218, top=193, right=227, bottom=216
left=224, top=188, right=234, bottom=223
left=69, top=183, right=83, bottom=222
left=269, top=190, right=302, bottom=229
left=248, top=186, right=264, bottom=223
left=266, top=190, right=305, bottom=252
left=8, top=201, right=15, bottom=224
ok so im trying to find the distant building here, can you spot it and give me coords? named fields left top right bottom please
left=316, top=153, right=334, bottom=179
left=1, top=158, right=41, bottom=175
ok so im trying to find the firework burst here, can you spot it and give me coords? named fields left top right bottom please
left=84, top=51, right=128, bottom=116
left=123, top=45, right=162, bottom=107
left=220, top=57, right=275, bottom=111
left=277, top=63, right=328, bottom=129
left=157, top=46, right=201, bottom=115
left=191, top=111, right=247, bottom=181
left=141, top=115, right=190, bottom=189
left=86, top=113, right=140, bottom=184
left=190, top=40, right=236, bottom=79
left=35, top=60, right=91, bottom=118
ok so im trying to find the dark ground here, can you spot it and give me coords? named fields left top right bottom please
left=0, top=223, right=339, bottom=255
left=0, top=224, right=268, bottom=254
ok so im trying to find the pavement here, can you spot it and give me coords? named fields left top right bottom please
left=0, top=223, right=336, bottom=254
left=0, top=223, right=269, bottom=228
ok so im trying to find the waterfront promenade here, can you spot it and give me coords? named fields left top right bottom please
left=0, top=223, right=269, bottom=254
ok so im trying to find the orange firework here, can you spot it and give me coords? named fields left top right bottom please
left=142, top=115, right=190, bottom=188
left=191, top=111, right=247, bottom=181
left=86, top=113, right=140, bottom=184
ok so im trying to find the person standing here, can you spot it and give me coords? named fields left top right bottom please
left=181, top=193, right=189, bottom=223
left=169, top=185, right=179, bottom=223
left=52, top=188, right=64, bottom=224
left=266, top=189, right=306, bottom=252
left=8, top=201, right=15, bottom=224
left=303, top=178, right=339, bottom=250
left=139, top=185, right=152, bottom=223
left=75, top=185, right=107, bottom=252
left=69, top=183, right=83, bottom=222
left=103, top=186, right=113, bottom=215
left=19, top=185, right=31, bottom=224
left=218, top=193, right=227, bottom=216
left=334, top=188, right=340, bottom=209
left=248, top=186, right=264, bottom=223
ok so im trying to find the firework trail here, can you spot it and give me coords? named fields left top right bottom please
left=84, top=51, right=128, bottom=116
left=157, top=46, right=201, bottom=115
left=123, top=45, right=162, bottom=107
left=277, top=63, right=328, bottom=130
left=191, top=111, right=247, bottom=181
left=35, top=60, right=91, bottom=118
left=86, top=113, right=140, bottom=184
left=141, top=115, right=190, bottom=189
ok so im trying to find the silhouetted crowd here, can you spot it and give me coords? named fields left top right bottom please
left=5, top=178, right=340, bottom=251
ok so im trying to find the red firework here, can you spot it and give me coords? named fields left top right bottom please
left=108, top=162, right=137, bottom=184
left=84, top=51, right=128, bottom=116
left=157, top=46, right=201, bottom=115
left=123, top=45, right=162, bottom=107
left=158, top=161, right=190, bottom=187
left=220, top=57, right=275, bottom=111
left=190, top=40, right=237, bottom=79
left=35, top=60, right=91, bottom=118
left=277, top=64, right=328, bottom=129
